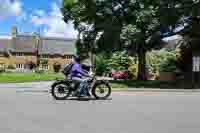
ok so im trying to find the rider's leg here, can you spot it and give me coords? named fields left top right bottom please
left=71, top=77, right=87, bottom=96
left=79, top=79, right=89, bottom=96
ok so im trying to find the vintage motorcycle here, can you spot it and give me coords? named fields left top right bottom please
left=51, top=76, right=111, bottom=100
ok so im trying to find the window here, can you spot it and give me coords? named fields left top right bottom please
left=16, top=53, right=24, bottom=57
left=16, top=64, right=24, bottom=69
left=42, top=64, right=49, bottom=70
left=66, top=55, right=72, bottom=59
left=0, top=64, right=4, bottom=68
left=41, top=55, right=49, bottom=59
left=193, top=56, right=200, bottom=72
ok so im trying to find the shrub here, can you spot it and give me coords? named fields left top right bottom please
left=0, top=68, right=5, bottom=73
left=35, top=69, right=45, bottom=74
left=160, top=57, right=177, bottom=72
left=108, top=51, right=132, bottom=71
left=40, top=59, right=48, bottom=65
left=95, top=54, right=111, bottom=76
left=53, top=64, right=61, bottom=73
left=145, top=65, right=154, bottom=73
left=146, top=49, right=177, bottom=74
left=128, top=64, right=138, bottom=79
left=7, top=65, right=15, bottom=69
left=27, top=62, right=36, bottom=70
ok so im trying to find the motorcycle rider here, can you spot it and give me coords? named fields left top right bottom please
left=70, top=55, right=93, bottom=97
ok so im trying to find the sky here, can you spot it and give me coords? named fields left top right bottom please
left=0, top=0, right=78, bottom=38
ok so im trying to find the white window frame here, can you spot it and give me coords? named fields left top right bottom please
left=41, top=55, right=49, bottom=59
left=193, top=56, right=200, bottom=72
left=66, top=55, right=72, bottom=59
left=16, top=52, right=24, bottom=57
left=16, top=64, right=24, bottom=69
left=0, top=64, right=4, bottom=68
left=42, top=64, right=49, bottom=70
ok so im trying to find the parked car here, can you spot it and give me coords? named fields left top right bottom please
left=112, top=70, right=129, bottom=80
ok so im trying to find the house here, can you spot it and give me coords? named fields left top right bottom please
left=0, top=35, right=12, bottom=69
left=39, top=37, right=75, bottom=70
left=0, top=26, right=76, bottom=71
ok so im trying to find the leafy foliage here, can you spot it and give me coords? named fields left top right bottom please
left=0, top=68, right=5, bottom=73
left=35, top=70, right=45, bottom=74
left=95, top=54, right=111, bottom=76
left=128, top=63, right=138, bottom=79
left=108, top=51, right=132, bottom=71
left=160, top=58, right=177, bottom=72
left=62, top=0, right=161, bottom=80
left=160, top=0, right=200, bottom=29
left=7, top=65, right=15, bottom=70
left=96, top=51, right=133, bottom=76
left=40, top=59, right=48, bottom=65
left=146, top=49, right=177, bottom=73
left=53, top=64, right=61, bottom=73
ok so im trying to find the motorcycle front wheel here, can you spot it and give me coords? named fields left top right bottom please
left=92, top=82, right=111, bottom=99
left=51, top=82, right=71, bottom=100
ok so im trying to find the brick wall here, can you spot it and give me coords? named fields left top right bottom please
left=9, top=53, right=37, bottom=66
left=0, top=53, right=9, bottom=67
left=48, top=55, right=72, bottom=70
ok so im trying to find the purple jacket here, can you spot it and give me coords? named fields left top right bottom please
left=71, top=63, right=90, bottom=78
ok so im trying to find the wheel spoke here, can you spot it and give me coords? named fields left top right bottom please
left=54, top=84, right=69, bottom=98
left=95, top=84, right=110, bottom=98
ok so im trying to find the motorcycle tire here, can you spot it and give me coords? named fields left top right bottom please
left=92, top=82, right=111, bottom=99
left=51, top=82, right=71, bottom=100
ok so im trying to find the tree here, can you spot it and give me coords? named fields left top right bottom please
left=33, top=32, right=40, bottom=69
left=160, top=0, right=200, bottom=32
left=62, top=0, right=160, bottom=80
left=160, top=0, right=200, bottom=88
left=109, top=51, right=132, bottom=71
left=101, top=0, right=160, bottom=80
left=62, top=0, right=97, bottom=72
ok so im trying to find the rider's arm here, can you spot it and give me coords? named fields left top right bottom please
left=73, top=64, right=91, bottom=77
left=80, top=69, right=91, bottom=77
left=82, top=69, right=89, bottom=74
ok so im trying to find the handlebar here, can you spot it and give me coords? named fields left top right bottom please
left=87, top=76, right=96, bottom=82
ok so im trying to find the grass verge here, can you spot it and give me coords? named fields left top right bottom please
left=0, top=72, right=161, bottom=89
left=0, top=72, right=64, bottom=83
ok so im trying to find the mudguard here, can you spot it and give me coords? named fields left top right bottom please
left=51, top=80, right=70, bottom=88
left=95, top=80, right=110, bottom=86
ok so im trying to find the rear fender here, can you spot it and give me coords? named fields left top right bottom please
left=51, top=80, right=69, bottom=88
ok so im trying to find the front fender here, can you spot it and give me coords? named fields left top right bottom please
left=95, top=80, right=110, bottom=86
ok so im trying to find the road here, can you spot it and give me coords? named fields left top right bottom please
left=0, top=83, right=200, bottom=133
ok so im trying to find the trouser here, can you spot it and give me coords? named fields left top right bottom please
left=71, top=77, right=89, bottom=96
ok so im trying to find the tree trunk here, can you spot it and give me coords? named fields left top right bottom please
left=90, top=51, right=96, bottom=73
left=183, top=44, right=193, bottom=88
left=137, top=48, right=147, bottom=80
left=36, top=37, right=40, bottom=68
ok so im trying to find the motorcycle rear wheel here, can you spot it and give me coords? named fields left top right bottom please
left=51, top=82, right=71, bottom=100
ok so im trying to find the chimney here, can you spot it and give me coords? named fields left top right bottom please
left=11, top=25, right=17, bottom=38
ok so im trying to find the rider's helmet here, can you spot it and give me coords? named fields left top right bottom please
left=73, top=55, right=81, bottom=63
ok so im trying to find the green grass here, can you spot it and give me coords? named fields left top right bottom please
left=0, top=72, right=65, bottom=83
left=0, top=72, right=161, bottom=89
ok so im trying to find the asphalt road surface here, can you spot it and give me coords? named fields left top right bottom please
left=0, top=84, right=200, bottom=133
